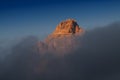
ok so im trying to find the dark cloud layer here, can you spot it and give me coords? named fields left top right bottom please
left=0, top=22, right=120, bottom=80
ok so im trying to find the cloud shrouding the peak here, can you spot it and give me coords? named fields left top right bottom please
left=0, top=22, right=120, bottom=80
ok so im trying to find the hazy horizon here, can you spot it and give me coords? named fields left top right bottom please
left=0, top=0, right=120, bottom=80
left=0, top=0, right=120, bottom=40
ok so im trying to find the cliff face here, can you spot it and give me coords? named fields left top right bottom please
left=53, top=19, right=83, bottom=35
left=45, top=19, right=84, bottom=42
left=38, top=19, right=84, bottom=55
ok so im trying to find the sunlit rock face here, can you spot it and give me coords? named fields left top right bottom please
left=38, top=19, right=84, bottom=55
left=53, top=19, right=83, bottom=34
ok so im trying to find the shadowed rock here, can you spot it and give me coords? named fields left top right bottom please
left=53, top=19, right=83, bottom=35
left=38, top=19, right=84, bottom=55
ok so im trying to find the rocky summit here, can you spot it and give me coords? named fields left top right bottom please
left=38, top=19, right=84, bottom=56
left=45, top=19, right=84, bottom=42
left=53, top=19, right=83, bottom=35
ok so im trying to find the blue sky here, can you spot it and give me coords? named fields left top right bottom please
left=0, top=0, right=120, bottom=40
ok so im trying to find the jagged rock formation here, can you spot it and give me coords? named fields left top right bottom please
left=53, top=19, right=83, bottom=34
left=38, top=19, right=84, bottom=55
left=46, top=19, right=84, bottom=42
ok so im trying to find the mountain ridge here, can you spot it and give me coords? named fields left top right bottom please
left=38, top=19, right=84, bottom=55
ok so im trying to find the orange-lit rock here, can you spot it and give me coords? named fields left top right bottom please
left=53, top=19, right=84, bottom=35
left=38, top=19, right=84, bottom=56
left=45, top=19, right=84, bottom=43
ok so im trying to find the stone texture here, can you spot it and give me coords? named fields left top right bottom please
left=45, top=19, right=84, bottom=42
left=53, top=19, right=83, bottom=35
left=38, top=19, right=84, bottom=56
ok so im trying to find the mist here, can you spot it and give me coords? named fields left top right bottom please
left=0, top=22, right=120, bottom=80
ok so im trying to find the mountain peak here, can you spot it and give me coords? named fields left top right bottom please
left=53, top=19, right=83, bottom=35
left=38, top=19, right=84, bottom=55
left=46, top=19, right=84, bottom=41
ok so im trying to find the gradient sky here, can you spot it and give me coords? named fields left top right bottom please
left=0, top=0, right=120, bottom=40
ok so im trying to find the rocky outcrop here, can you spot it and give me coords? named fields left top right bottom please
left=53, top=19, right=83, bottom=35
left=45, top=19, right=84, bottom=42
left=38, top=19, right=84, bottom=56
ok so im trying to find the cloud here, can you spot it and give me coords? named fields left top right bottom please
left=66, top=22, right=120, bottom=80
left=0, top=22, right=120, bottom=80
